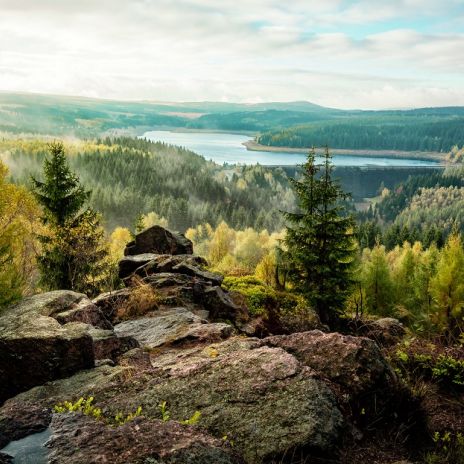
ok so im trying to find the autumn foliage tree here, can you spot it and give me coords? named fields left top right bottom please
left=0, top=161, right=40, bottom=307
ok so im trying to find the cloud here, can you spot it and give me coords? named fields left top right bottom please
left=0, top=0, right=463, bottom=108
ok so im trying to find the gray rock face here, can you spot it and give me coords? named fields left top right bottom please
left=263, top=330, right=395, bottom=397
left=124, top=225, right=193, bottom=256
left=53, top=299, right=113, bottom=330
left=119, top=253, right=212, bottom=282
left=47, top=413, right=243, bottom=464
left=114, top=308, right=234, bottom=348
left=0, top=291, right=95, bottom=404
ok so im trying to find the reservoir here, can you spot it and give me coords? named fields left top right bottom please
left=142, top=130, right=440, bottom=167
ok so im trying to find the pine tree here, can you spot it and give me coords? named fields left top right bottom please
left=32, top=142, right=108, bottom=295
left=284, top=147, right=356, bottom=327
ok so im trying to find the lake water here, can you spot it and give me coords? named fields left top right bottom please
left=142, top=130, right=439, bottom=167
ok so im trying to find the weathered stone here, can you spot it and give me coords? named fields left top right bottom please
left=133, top=343, right=344, bottom=462
left=87, top=327, right=139, bottom=360
left=262, top=330, right=395, bottom=397
left=0, top=291, right=95, bottom=404
left=119, top=253, right=211, bottom=282
left=117, top=348, right=152, bottom=370
left=172, top=262, right=223, bottom=285
left=92, top=289, right=132, bottom=322
left=124, top=225, right=193, bottom=256
left=0, top=365, right=128, bottom=447
left=118, top=253, right=158, bottom=280
left=114, top=308, right=234, bottom=349
left=201, top=286, right=242, bottom=321
left=361, top=317, right=406, bottom=347
left=0, top=338, right=343, bottom=463
left=47, top=413, right=243, bottom=464
left=54, top=300, right=113, bottom=330
left=0, top=452, right=12, bottom=463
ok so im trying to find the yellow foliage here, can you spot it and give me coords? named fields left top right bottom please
left=0, top=160, right=42, bottom=304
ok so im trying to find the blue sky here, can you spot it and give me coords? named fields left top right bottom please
left=0, top=0, right=463, bottom=108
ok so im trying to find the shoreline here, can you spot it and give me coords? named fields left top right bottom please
left=243, top=140, right=446, bottom=162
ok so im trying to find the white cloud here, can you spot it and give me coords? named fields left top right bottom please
left=0, top=0, right=463, bottom=108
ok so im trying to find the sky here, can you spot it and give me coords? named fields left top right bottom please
left=0, top=0, right=463, bottom=109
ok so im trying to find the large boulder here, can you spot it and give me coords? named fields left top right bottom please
left=0, top=338, right=343, bottom=463
left=0, top=291, right=96, bottom=404
left=113, top=308, right=234, bottom=349
left=124, top=225, right=193, bottom=256
left=47, top=413, right=243, bottom=464
left=262, top=330, right=396, bottom=397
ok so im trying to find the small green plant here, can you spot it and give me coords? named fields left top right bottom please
left=431, top=355, right=464, bottom=386
left=54, top=397, right=142, bottom=427
left=159, top=401, right=170, bottom=422
left=425, top=431, right=464, bottom=464
left=114, top=406, right=143, bottom=426
left=181, top=410, right=201, bottom=425
left=54, top=397, right=102, bottom=420
left=396, top=349, right=409, bottom=363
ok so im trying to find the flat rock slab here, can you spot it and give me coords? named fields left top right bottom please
left=47, top=413, right=242, bottom=464
left=114, top=308, right=234, bottom=348
left=0, top=337, right=344, bottom=462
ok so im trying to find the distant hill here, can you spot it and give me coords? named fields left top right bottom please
left=0, top=92, right=463, bottom=151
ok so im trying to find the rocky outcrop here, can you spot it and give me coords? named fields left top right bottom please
left=47, top=413, right=242, bottom=464
left=262, top=330, right=395, bottom=397
left=124, top=225, right=193, bottom=256
left=360, top=317, right=406, bottom=347
left=0, top=227, right=408, bottom=463
left=0, top=338, right=344, bottom=463
left=114, top=308, right=234, bottom=348
left=0, top=291, right=95, bottom=404
left=0, top=290, right=139, bottom=404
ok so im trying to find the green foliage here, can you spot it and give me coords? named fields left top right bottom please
left=7, top=138, right=292, bottom=233
left=425, top=431, right=464, bottom=464
left=284, top=148, right=357, bottom=327
left=158, top=401, right=170, bottom=422
left=223, top=276, right=275, bottom=316
left=393, top=342, right=464, bottom=389
left=181, top=410, right=202, bottom=426
left=258, top=113, right=464, bottom=153
left=32, top=142, right=109, bottom=295
left=431, top=355, right=464, bottom=386
left=53, top=397, right=143, bottom=426
left=158, top=401, right=201, bottom=426
left=54, top=396, right=103, bottom=420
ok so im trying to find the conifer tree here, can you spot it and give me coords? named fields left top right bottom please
left=283, top=147, right=356, bottom=327
left=32, top=142, right=108, bottom=295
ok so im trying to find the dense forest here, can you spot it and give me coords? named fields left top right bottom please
left=257, top=116, right=464, bottom=152
left=1, top=137, right=293, bottom=232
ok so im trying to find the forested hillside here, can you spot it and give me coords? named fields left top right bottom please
left=2, top=93, right=464, bottom=154
left=1, top=137, right=293, bottom=231
left=257, top=115, right=464, bottom=152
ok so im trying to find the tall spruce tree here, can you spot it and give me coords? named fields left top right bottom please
left=283, top=147, right=356, bottom=327
left=32, top=142, right=108, bottom=295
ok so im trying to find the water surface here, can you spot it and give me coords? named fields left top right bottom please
left=142, top=130, right=439, bottom=167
